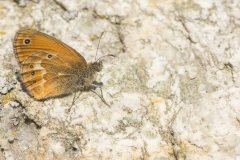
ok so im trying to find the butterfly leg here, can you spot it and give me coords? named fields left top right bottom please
left=90, top=88, right=110, bottom=107
left=68, top=91, right=82, bottom=112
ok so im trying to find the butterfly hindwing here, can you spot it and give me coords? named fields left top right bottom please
left=20, top=51, right=79, bottom=100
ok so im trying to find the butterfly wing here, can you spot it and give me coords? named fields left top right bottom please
left=20, top=50, right=83, bottom=100
left=13, top=29, right=87, bottom=69
left=13, top=29, right=88, bottom=99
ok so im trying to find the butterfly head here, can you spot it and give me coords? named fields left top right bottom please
left=91, top=60, right=103, bottom=72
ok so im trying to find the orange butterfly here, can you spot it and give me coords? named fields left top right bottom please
left=13, top=29, right=112, bottom=106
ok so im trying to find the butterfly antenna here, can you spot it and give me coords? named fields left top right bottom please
left=91, top=89, right=110, bottom=107
left=95, top=32, right=104, bottom=61
left=96, top=54, right=115, bottom=62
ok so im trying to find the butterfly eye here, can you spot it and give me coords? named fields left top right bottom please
left=33, top=80, right=36, bottom=83
left=31, top=71, right=35, bottom=75
left=24, top=39, right=30, bottom=44
left=48, top=54, right=52, bottom=58
left=30, top=65, right=33, bottom=68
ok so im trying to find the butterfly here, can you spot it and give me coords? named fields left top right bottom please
left=13, top=29, right=112, bottom=107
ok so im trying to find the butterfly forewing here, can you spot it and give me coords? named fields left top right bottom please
left=13, top=29, right=87, bottom=69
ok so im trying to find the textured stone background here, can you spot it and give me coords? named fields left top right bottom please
left=0, top=0, right=240, bottom=159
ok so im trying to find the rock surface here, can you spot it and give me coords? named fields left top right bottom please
left=0, top=0, right=240, bottom=159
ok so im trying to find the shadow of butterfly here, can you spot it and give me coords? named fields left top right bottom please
left=13, top=29, right=113, bottom=107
